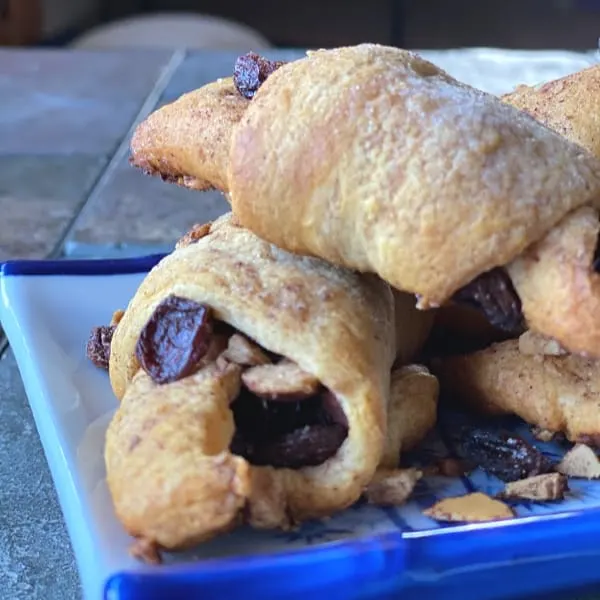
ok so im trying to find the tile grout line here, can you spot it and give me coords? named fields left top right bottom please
left=47, top=48, right=187, bottom=260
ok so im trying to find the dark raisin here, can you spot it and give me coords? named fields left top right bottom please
left=86, top=325, right=115, bottom=370
left=233, top=52, right=286, bottom=99
left=135, top=295, right=213, bottom=385
left=247, top=424, right=348, bottom=469
left=593, top=231, right=600, bottom=273
left=453, top=267, right=524, bottom=332
left=230, top=387, right=348, bottom=469
left=460, top=427, right=554, bottom=482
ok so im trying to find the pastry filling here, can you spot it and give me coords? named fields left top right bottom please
left=88, top=295, right=349, bottom=470
left=230, top=388, right=348, bottom=469
left=452, top=267, right=524, bottom=333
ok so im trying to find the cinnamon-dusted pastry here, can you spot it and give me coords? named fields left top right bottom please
left=131, top=77, right=248, bottom=192
left=105, top=213, right=435, bottom=554
left=129, top=44, right=600, bottom=357
left=501, top=65, right=600, bottom=356
left=502, top=64, right=600, bottom=158
left=433, top=335, right=600, bottom=444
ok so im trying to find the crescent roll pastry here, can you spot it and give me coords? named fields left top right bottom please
left=105, top=213, right=436, bottom=553
left=131, top=77, right=247, bottom=192
left=129, top=44, right=600, bottom=357
left=433, top=336, right=600, bottom=445
left=502, top=64, right=600, bottom=159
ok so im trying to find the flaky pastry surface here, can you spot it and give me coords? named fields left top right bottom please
left=434, top=338, right=600, bottom=444
left=106, top=213, right=436, bottom=551
left=129, top=44, right=600, bottom=356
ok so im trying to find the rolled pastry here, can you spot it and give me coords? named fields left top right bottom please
left=106, top=213, right=434, bottom=552
left=433, top=336, right=600, bottom=444
left=502, top=64, right=600, bottom=158
left=130, top=44, right=600, bottom=357
left=131, top=77, right=247, bottom=192
left=381, top=365, right=438, bottom=469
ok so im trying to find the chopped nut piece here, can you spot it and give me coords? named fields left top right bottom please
left=110, top=309, right=125, bottom=327
left=498, top=472, right=568, bottom=501
left=557, top=444, right=600, bottom=479
left=129, top=538, right=162, bottom=564
left=176, top=222, right=211, bottom=249
left=531, top=427, right=555, bottom=443
left=223, top=333, right=271, bottom=367
left=365, top=468, right=422, bottom=506
left=241, top=359, right=320, bottom=401
left=519, top=330, right=567, bottom=356
left=424, top=492, right=514, bottom=523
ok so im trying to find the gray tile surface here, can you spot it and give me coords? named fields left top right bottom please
left=65, top=152, right=229, bottom=250
left=0, top=49, right=174, bottom=155
left=0, top=349, right=79, bottom=600
left=0, top=155, right=107, bottom=261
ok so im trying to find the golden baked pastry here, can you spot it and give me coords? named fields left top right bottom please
left=502, top=64, right=600, bottom=158
left=131, top=77, right=247, bottom=192
left=433, top=336, right=600, bottom=444
left=105, top=213, right=436, bottom=554
left=129, top=44, right=600, bottom=357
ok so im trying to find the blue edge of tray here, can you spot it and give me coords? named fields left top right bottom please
left=3, top=256, right=600, bottom=600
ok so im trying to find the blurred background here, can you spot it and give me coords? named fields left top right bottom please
left=2, top=0, right=600, bottom=51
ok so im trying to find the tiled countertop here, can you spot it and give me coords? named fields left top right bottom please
left=0, top=46, right=598, bottom=600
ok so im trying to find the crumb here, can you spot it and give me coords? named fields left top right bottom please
left=518, top=330, right=567, bottom=356
left=365, top=468, right=421, bottom=506
left=498, top=472, right=568, bottom=501
left=531, top=427, right=555, bottom=443
left=110, top=309, right=125, bottom=327
left=129, top=538, right=162, bottom=564
left=424, top=492, right=514, bottom=523
left=176, top=222, right=211, bottom=249
left=557, top=444, right=600, bottom=479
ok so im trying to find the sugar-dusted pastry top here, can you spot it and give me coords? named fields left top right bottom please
left=129, top=44, right=600, bottom=357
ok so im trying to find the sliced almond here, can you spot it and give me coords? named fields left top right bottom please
left=241, top=359, right=320, bottom=400
left=223, top=333, right=271, bottom=367
left=424, top=492, right=514, bottom=523
left=518, top=330, right=567, bottom=357
left=498, top=472, right=568, bottom=501
left=365, top=468, right=422, bottom=506
left=557, top=444, right=600, bottom=479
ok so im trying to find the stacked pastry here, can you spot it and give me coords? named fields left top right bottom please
left=433, top=64, right=600, bottom=445
left=90, top=44, right=600, bottom=558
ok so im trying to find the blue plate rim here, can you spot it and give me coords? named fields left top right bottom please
left=0, top=255, right=167, bottom=277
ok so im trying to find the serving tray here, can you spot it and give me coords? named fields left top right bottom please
left=2, top=256, right=600, bottom=600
